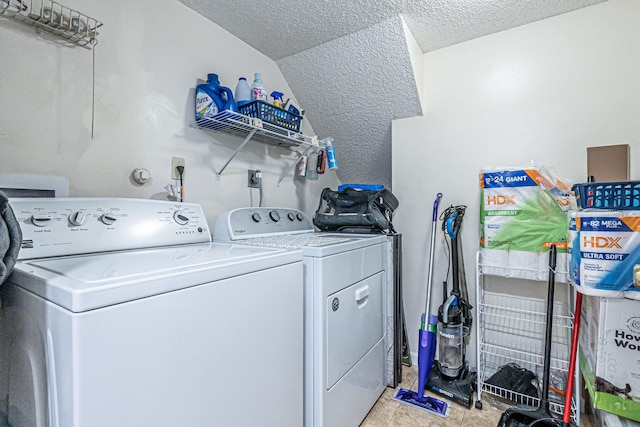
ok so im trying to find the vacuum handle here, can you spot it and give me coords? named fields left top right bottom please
left=432, top=193, right=443, bottom=221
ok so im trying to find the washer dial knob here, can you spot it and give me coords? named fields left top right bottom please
left=100, top=213, right=117, bottom=225
left=269, top=211, right=280, bottom=222
left=296, top=213, right=304, bottom=221
left=287, top=212, right=295, bottom=221
left=173, top=211, right=189, bottom=225
left=31, top=215, right=53, bottom=227
left=251, top=213, right=262, bottom=223
left=69, top=210, right=86, bottom=226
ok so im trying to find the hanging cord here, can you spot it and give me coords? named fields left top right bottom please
left=176, top=166, right=185, bottom=202
left=90, top=38, right=98, bottom=139
left=251, top=170, right=263, bottom=207
left=258, top=170, right=263, bottom=207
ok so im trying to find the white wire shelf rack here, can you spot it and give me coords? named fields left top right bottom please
left=475, top=252, right=579, bottom=424
left=1, top=0, right=102, bottom=49
left=196, top=111, right=313, bottom=149
left=194, top=110, right=327, bottom=184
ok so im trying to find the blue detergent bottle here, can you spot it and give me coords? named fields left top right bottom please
left=195, top=74, right=238, bottom=121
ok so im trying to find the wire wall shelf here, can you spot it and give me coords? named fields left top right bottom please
left=196, top=111, right=313, bottom=149
left=1, top=0, right=102, bottom=49
left=195, top=110, right=328, bottom=185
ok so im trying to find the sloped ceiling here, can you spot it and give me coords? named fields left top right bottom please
left=178, top=0, right=607, bottom=188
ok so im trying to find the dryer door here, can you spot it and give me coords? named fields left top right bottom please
left=325, top=272, right=384, bottom=389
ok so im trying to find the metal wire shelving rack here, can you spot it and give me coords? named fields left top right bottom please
left=475, top=251, right=580, bottom=425
left=0, top=0, right=102, bottom=49
left=194, top=110, right=328, bottom=185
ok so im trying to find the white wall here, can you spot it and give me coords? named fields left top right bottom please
left=392, top=0, right=640, bottom=365
left=0, top=0, right=339, bottom=226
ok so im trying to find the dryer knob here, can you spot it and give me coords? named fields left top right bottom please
left=287, top=212, right=295, bottom=221
left=269, top=211, right=280, bottom=222
left=100, top=213, right=117, bottom=225
left=69, top=210, right=86, bottom=226
left=251, top=213, right=262, bottom=223
left=173, top=211, right=189, bottom=225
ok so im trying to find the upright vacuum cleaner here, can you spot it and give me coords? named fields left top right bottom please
left=426, top=204, right=477, bottom=408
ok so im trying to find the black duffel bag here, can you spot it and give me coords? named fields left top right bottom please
left=312, top=187, right=399, bottom=234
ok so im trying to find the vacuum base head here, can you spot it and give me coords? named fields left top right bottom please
left=426, top=363, right=476, bottom=408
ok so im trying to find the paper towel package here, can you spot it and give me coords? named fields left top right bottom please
left=479, top=168, right=571, bottom=282
left=579, top=295, right=640, bottom=421
left=568, top=210, right=640, bottom=298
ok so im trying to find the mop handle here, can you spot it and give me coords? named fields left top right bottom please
left=424, top=193, right=443, bottom=322
left=432, top=193, right=443, bottom=222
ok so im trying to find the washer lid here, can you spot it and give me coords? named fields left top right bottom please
left=11, top=242, right=302, bottom=313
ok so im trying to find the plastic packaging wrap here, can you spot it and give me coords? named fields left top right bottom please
left=568, top=210, right=640, bottom=298
left=479, top=166, right=574, bottom=282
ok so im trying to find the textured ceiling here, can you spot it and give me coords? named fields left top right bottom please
left=277, top=16, right=422, bottom=187
left=178, top=0, right=607, bottom=188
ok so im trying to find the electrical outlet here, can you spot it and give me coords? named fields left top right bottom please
left=248, top=170, right=260, bottom=188
left=171, top=157, right=185, bottom=180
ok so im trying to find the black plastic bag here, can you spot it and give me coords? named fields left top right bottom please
left=485, top=363, right=539, bottom=404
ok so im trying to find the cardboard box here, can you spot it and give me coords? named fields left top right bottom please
left=579, top=295, right=640, bottom=421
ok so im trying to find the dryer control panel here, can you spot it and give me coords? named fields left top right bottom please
left=10, top=198, right=211, bottom=260
left=213, top=207, right=314, bottom=241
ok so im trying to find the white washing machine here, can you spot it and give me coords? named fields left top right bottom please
left=213, top=207, right=388, bottom=427
left=0, top=198, right=304, bottom=427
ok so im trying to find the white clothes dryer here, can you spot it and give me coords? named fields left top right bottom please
left=0, top=198, right=304, bottom=427
left=213, top=207, right=388, bottom=427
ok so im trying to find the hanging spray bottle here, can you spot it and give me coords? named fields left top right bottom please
left=324, top=137, right=338, bottom=170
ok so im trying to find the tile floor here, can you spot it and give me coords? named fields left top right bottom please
left=360, top=365, right=597, bottom=427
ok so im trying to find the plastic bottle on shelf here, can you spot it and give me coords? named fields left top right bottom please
left=270, top=91, right=284, bottom=108
left=195, top=75, right=225, bottom=120
left=195, top=74, right=238, bottom=120
left=324, top=137, right=338, bottom=170
left=251, top=73, right=268, bottom=102
left=210, top=74, right=238, bottom=112
left=235, top=77, right=251, bottom=107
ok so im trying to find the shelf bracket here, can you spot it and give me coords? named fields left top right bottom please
left=215, top=128, right=257, bottom=180
left=276, top=145, right=315, bottom=187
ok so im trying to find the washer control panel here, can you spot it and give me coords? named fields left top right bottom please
left=213, top=207, right=314, bottom=241
left=10, top=198, right=211, bottom=260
